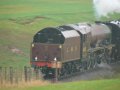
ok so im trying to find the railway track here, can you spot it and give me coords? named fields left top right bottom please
left=50, top=62, right=120, bottom=82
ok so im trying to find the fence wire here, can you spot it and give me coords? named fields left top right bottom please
left=0, top=66, right=42, bottom=86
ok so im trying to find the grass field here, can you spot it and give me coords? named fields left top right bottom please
left=0, top=0, right=93, bottom=68
left=0, top=0, right=120, bottom=68
left=0, top=79, right=120, bottom=90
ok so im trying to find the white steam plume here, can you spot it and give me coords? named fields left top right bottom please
left=93, top=0, right=120, bottom=18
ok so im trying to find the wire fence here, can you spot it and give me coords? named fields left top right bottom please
left=0, top=66, right=42, bottom=86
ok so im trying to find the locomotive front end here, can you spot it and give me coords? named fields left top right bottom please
left=31, top=43, right=62, bottom=68
left=30, top=27, right=64, bottom=78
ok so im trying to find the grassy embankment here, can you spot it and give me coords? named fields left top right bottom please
left=0, top=0, right=119, bottom=68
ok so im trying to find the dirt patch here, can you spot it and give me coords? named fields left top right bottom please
left=9, top=16, right=49, bottom=25
left=8, top=46, right=24, bottom=55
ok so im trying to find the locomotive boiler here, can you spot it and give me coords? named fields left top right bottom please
left=30, top=20, right=120, bottom=79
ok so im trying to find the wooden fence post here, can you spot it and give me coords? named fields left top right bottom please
left=4, top=67, right=7, bottom=83
left=9, top=67, right=14, bottom=84
left=27, top=67, right=30, bottom=82
left=24, top=66, right=28, bottom=82
left=0, top=67, right=3, bottom=85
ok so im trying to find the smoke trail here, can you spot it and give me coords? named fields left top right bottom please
left=93, top=0, right=120, bottom=18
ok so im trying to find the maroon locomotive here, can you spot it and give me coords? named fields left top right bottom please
left=30, top=20, right=120, bottom=79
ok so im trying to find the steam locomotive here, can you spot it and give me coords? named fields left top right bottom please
left=30, top=20, right=120, bottom=79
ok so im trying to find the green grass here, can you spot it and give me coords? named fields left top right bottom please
left=0, top=79, right=120, bottom=90
left=0, top=0, right=120, bottom=68
left=0, top=0, right=93, bottom=20
left=0, top=0, right=92, bottom=68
